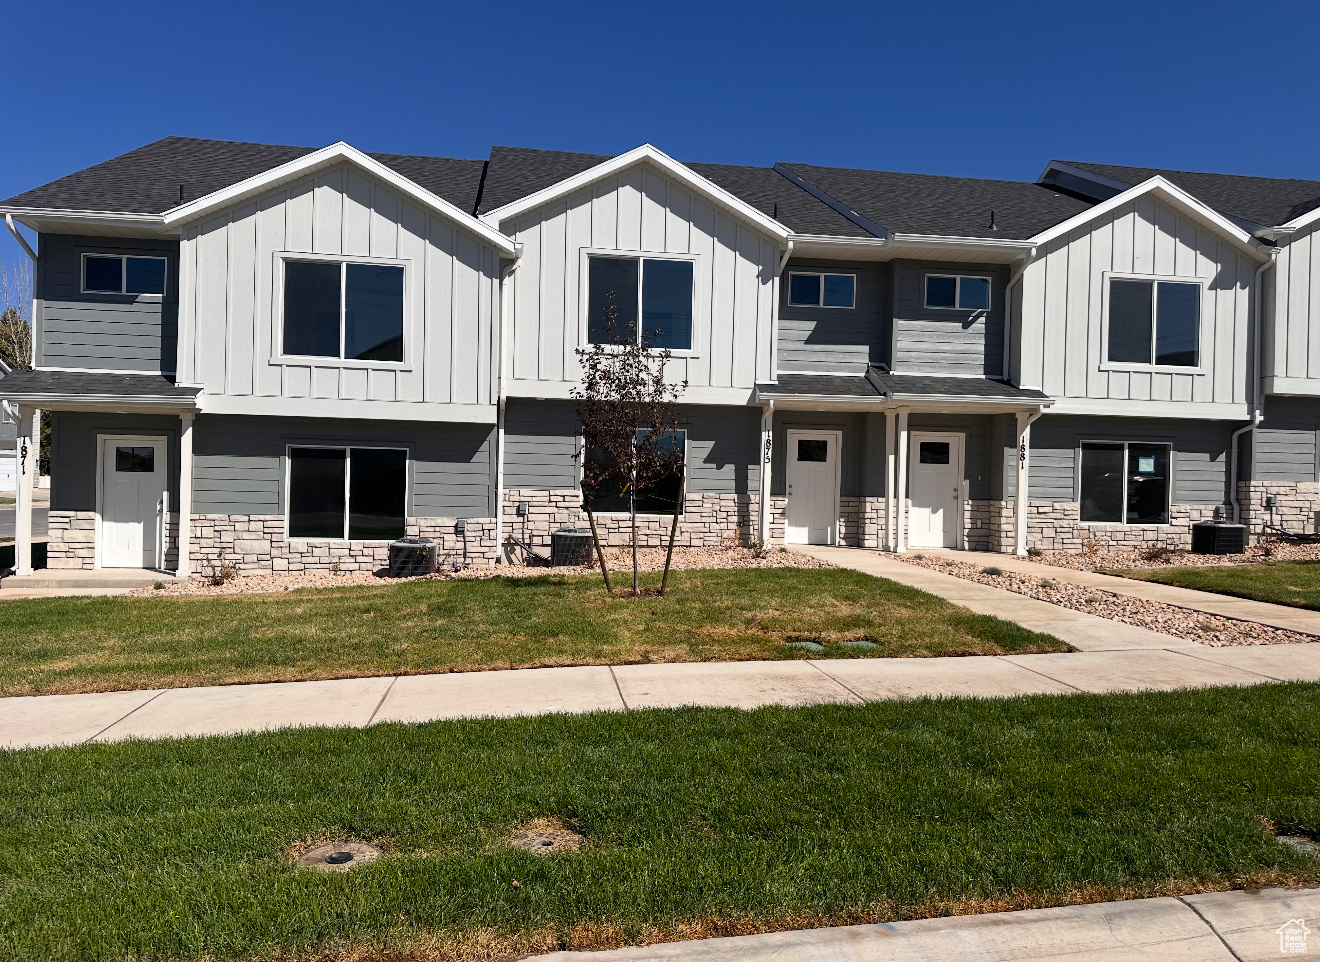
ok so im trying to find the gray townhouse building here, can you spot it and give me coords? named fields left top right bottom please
left=2, top=137, right=1319, bottom=576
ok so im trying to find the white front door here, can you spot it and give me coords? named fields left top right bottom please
left=100, top=436, right=168, bottom=568
left=784, top=430, right=840, bottom=545
left=908, top=432, right=963, bottom=549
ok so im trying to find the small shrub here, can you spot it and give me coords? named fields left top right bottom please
left=1026, top=546, right=1043, bottom=557
left=331, top=562, right=342, bottom=575
left=1082, top=539, right=1103, bottom=558
left=153, top=581, right=165, bottom=591
left=1137, top=542, right=1175, bottom=563
left=913, top=553, right=926, bottom=560
left=981, top=566, right=1004, bottom=576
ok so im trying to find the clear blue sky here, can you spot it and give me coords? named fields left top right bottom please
left=3, top=0, right=1318, bottom=227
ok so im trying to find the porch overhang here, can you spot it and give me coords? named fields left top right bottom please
left=754, top=371, right=1053, bottom=415
left=0, top=370, right=201, bottom=415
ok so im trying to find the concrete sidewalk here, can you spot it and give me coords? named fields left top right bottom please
left=927, top=546, right=1320, bottom=637
left=528, top=886, right=1319, bottom=961
left=4, top=641, right=1318, bottom=750
left=799, top=545, right=1196, bottom=651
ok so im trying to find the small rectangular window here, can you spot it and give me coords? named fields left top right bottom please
left=797, top=438, right=828, bottom=462
left=1106, top=276, right=1200, bottom=367
left=583, top=430, right=686, bottom=515
left=283, top=259, right=405, bottom=362
left=919, top=441, right=950, bottom=464
left=288, top=446, right=407, bottom=541
left=114, top=446, right=155, bottom=473
left=787, top=272, right=855, bottom=308
left=925, top=274, right=990, bottom=311
left=83, top=254, right=167, bottom=295
left=1079, top=441, right=1171, bottom=525
left=587, top=255, right=692, bottom=349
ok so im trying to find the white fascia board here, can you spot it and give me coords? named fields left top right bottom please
left=1045, top=397, right=1249, bottom=419
left=1030, top=176, right=1268, bottom=261
left=0, top=206, right=170, bottom=233
left=481, top=144, right=792, bottom=243
left=890, top=233, right=1037, bottom=252
left=198, top=394, right=498, bottom=424
left=1277, top=202, right=1320, bottom=234
left=160, top=142, right=518, bottom=255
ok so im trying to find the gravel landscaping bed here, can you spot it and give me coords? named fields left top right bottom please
left=899, top=554, right=1311, bottom=647
left=1028, top=537, right=1320, bottom=572
left=130, top=545, right=833, bottom=597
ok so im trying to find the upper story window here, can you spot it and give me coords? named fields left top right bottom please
left=282, top=258, right=405, bottom=362
left=1106, top=276, right=1200, bottom=368
left=82, top=254, right=167, bottom=296
left=925, top=274, right=990, bottom=311
left=587, top=255, right=693, bottom=350
left=788, top=272, right=855, bottom=309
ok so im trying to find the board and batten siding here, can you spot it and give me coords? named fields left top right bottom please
left=177, top=163, right=502, bottom=421
left=777, top=259, right=887, bottom=374
left=1015, top=196, right=1254, bottom=412
left=35, top=234, right=179, bottom=374
left=892, top=260, right=1007, bottom=377
left=501, top=163, right=780, bottom=397
left=1264, top=220, right=1320, bottom=395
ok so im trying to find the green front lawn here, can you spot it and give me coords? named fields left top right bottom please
left=3, top=684, right=1318, bottom=961
left=0, top=568, right=1066, bottom=696
left=1110, top=560, right=1320, bottom=610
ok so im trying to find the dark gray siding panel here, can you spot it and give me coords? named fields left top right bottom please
left=36, top=234, right=179, bottom=374
left=772, top=410, right=865, bottom=497
left=1028, top=415, right=1234, bottom=504
left=504, top=400, right=760, bottom=495
left=50, top=411, right=182, bottom=512
left=1253, top=397, right=1319, bottom=483
left=892, top=260, right=1008, bottom=377
left=777, top=260, right=887, bottom=374
left=192, top=416, right=494, bottom=517
left=907, top=413, right=994, bottom=500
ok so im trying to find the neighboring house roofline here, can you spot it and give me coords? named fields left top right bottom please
left=1028, top=175, right=1269, bottom=260
left=479, top=143, right=792, bottom=242
left=1036, top=159, right=1133, bottom=197
left=160, top=141, right=518, bottom=254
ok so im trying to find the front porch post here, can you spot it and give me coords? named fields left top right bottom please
left=1014, top=410, right=1034, bottom=556
left=884, top=409, right=896, bottom=551
left=895, top=407, right=909, bottom=553
left=758, top=401, right=773, bottom=544
left=177, top=413, right=195, bottom=578
left=14, top=406, right=33, bottom=576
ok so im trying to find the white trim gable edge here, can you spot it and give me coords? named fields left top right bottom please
left=480, top=144, right=792, bottom=242
left=1029, top=176, right=1268, bottom=261
left=159, top=142, right=519, bottom=255
left=1278, top=201, right=1320, bottom=233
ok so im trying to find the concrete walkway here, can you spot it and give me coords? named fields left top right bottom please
left=0, top=568, right=177, bottom=599
left=927, top=546, right=1320, bottom=637
left=799, top=545, right=1196, bottom=651
left=5, top=640, right=1319, bottom=750
left=528, top=885, right=1320, bottom=961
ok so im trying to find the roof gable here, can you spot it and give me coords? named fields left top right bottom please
left=479, top=144, right=791, bottom=242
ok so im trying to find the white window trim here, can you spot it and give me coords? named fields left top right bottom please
left=1099, top=271, right=1207, bottom=375
left=580, top=428, right=689, bottom=518
left=923, top=273, right=992, bottom=312
left=1076, top=439, right=1173, bottom=527
left=284, top=443, right=411, bottom=543
left=272, top=251, right=413, bottom=371
left=80, top=252, right=168, bottom=299
left=578, top=247, right=701, bottom=357
left=786, top=271, right=857, bottom=309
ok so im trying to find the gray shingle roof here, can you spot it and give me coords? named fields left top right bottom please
left=760, top=374, right=881, bottom=397
left=476, top=146, right=609, bottom=214
left=0, top=370, right=199, bottom=401
left=873, top=372, right=1049, bottom=401
left=777, top=164, right=1093, bottom=240
left=0, top=137, right=488, bottom=215
left=1058, top=160, right=1320, bottom=229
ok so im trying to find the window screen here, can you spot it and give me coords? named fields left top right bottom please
left=642, top=259, right=693, bottom=350
left=959, top=277, right=990, bottom=310
left=288, top=447, right=347, bottom=538
left=284, top=261, right=342, bottom=358
left=925, top=275, right=958, bottom=308
left=345, top=264, right=404, bottom=361
left=125, top=257, right=167, bottom=295
left=1155, top=282, right=1199, bottom=366
left=348, top=448, right=407, bottom=539
left=788, top=274, right=821, bottom=306
left=822, top=274, right=855, bottom=308
left=115, top=446, right=155, bottom=473
left=84, top=255, right=124, bottom=293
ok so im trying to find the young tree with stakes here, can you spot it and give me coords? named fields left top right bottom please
left=573, top=293, right=687, bottom=597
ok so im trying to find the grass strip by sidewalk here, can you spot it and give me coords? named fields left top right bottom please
left=1109, top=559, right=1320, bottom=611
left=0, top=567, right=1066, bottom=696
left=2, top=683, right=1318, bottom=961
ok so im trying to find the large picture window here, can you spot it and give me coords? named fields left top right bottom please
left=82, top=253, right=167, bottom=295
left=587, top=255, right=693, bottom=350
left=288, top=446, right=407, bottom=540
left=283, top=259, right=405, bottom=362
left=1106, top=277, right=1200, bottom=367
left=1079, top=441, right=1171, bottom=525
left=583, top=430, right=686, bottom=515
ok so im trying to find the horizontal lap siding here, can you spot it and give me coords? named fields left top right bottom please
left=49, top=412, right=182, bottom=513
left=193, top=415, right=493, bottom=517
left=777, top=260, right=886, bottom=374
left=1019, top=197, right=1253, bottom=407
left=1254, top=396, right=1318, bottom=482
left=180, top=164, right=501, bottom=413
left=907, top=413, right=994, bottom=500
left=772, top=411, right=864, bottom=498
left=893, top=260, right=1007, bottom=377
left=1028, top=415, right=1233, bottom=503
left=504, top=399, right=760, bottom=495
left=36, top=234, right=178, bottom=373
